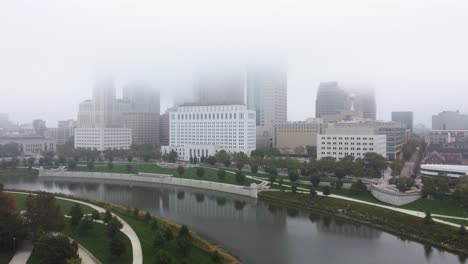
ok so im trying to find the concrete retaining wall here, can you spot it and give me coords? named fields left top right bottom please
left=370, top=185, right=422, bottom=206
left=38, top=171, right=258, bottom=198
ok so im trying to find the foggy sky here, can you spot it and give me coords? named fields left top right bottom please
left=1, top=0, right=467, bottom=127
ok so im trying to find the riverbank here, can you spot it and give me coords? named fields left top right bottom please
left=259, top=191, right=468, bottom=257
left=8, top=189, right=240, bottom=264
left=39, top=170, right=259, bottom=198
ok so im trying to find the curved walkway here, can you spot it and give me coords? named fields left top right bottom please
left=7, top=191, right=143, bottom=264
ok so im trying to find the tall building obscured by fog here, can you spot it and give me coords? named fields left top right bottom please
left=0, top=113, right=9, bottom=128
left=246, top=64, right=287, bottom=127
left=33, top=119, right=47, bottom=137
left=77, top=100, right=94, bottom=128
left=315, top=82, right=350, bottom=118
left=123, top=83, right=160, bottom=113
left=75, top=78, right=132, bottom=151
left=392, top=111, right=413, bottom=132
left=122, top=83, right=160, bottom=145
left=160, top=109, right=172, bottom=146
left=193, top=69, right=245, bottom=105
left=316, top=82, right=376, bottom=120
left=432, top=111, right=468, bottom=130
left=347, top=86, right=376, bottom=120
left=92, top=78, right=116, bottom=128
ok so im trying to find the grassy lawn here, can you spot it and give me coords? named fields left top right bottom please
left=0, top=251, right=14, bottom=264
left=12, top=193, right=94, bottom=215
left=74, top=163, right=259, bottom=186
left=118, top=213, right=217, bottom=264
left=400, top=197, right=468, bottom=218
left=65, top=221, right=133, bottom=264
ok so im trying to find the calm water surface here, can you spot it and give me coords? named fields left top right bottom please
left=2, top=175, right=465, bottom=264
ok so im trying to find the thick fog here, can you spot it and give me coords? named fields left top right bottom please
left=0, top=0, right=467, bottom=126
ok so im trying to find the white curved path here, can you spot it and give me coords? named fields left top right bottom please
left=7, top=191, right=143, bottom=264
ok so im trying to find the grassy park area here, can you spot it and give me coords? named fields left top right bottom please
left=12, top=192, right=94, bottom=215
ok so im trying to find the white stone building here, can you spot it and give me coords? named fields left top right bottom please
left=317, top=127, right=387, bottom=160
left=162, top=104, right=256, bottom=161
left=0, top=136, right=56, bottom=156
left=74, top=128, right=132, bottom=151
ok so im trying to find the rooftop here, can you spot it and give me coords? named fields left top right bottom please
left=421, top=164, right=468, bottom=174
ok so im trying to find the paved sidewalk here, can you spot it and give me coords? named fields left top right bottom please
left=8, top=240, right=33, bottom=264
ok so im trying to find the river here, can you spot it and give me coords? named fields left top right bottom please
left=1, top=174, right=464, bottom=264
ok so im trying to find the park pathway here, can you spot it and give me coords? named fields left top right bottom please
left=7, top=191, right=143, bottom=264
left=8, top=240, right=33, bottom=264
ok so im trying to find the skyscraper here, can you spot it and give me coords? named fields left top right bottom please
left=316, top=82, right=377, bottom=120
left=193, top=67, right=245, bottom=105
left=33, top=119, right=47, bottom=137
left=347, top=86, right=376, bottom=120
left=246, top=64, right=287, bottom=127
left=315, top=82, right=350, bottom=118
left=392, top=111, right=413, bottom=131
left=93, top=77, right=116, bottom=128
left=122, top=83, right=161, bottom=145
left=123, top=83, right=160, bottom=113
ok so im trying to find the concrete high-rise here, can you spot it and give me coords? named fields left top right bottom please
left=246, top=64, right=287, bottom=127
left=75, top=78, right=132, bottom=150
left=432, top=111, right=468, bottom=130
left=392, top=111, right=413, bottom=132
left=93, top=77, right=116, bottom=128
left=315, top=82, right=351, bottom=118
left=33, top=119, right=47, bottom=137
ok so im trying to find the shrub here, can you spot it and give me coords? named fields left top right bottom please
left=323, top=186, right=331, bottom=196
left=110, top=235, right=126, bottom=256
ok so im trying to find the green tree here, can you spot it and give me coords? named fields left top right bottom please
left=310, top=173, right=320, bottom=187
left=196, top=167, right=205, bottom=179
left=217, top=169, right=226, bottom=182
left=33, top=234, right=79, bottom=264
left=177, top=237, right=191, bottom=257
left=235, top=171, right=245, bottom=183
left=26, top=192, right=65, bottom=233
left=178, top=225, right=190, bottom=239
left=350, top=180, right=367, bottom=195
left=291, top=184, right=297, bottom=194
left=432, top=173, right=450, bottom=197
left=424, top=211, right=434, bottom=224
left=107, top=217, right=123, bottom=237
left=110, top=235, right=126, bottom=256
left=288, top=170, right=299, bottom=183
left=91, top=210, right=100, bottom=221
left=153, top=231, right=165, bottom=248
left=323, top=185, right=331, bottom=196
left=363, top=152, right=388, bottom=178
left=144, top=212, right=152, bottom=223
left=127, top=155, right=133, bottom=162
left=269, top=174, right=277, bottom=186
left=103, top=210, right=112, bottom=224
left=69, top=203, right=84, bottom=226
left=155, top=250, right=173, bottom=264
left=306, top=145, right=317, bottom=160
left=177, top=166, right=185, bottom=176
left=207, top=156, right=217, bottom=165
left=250, top=164, right=259, bottom=174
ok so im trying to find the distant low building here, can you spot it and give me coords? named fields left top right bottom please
left=317, top=130, right=387, bottom=160
left=273, top=119, right=323, bottom=155
left=0, top=135, right=56, bottom=156
left=74, top=128, right=132, bottom=151
left=432, top=111, right=468, bottom=130
left=423, top=151, right=463, bottom=165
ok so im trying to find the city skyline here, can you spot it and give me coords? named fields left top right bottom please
left=1, top=0, right=468, bottom=126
